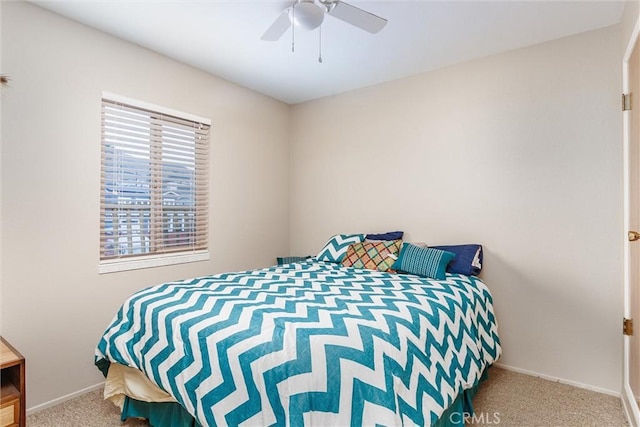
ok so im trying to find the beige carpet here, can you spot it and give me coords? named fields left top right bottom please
left=27, top=367, right=628, bottom=426
left=472, top=368, right=628, bottom=426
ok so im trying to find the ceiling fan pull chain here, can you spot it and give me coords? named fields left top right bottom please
left=318, top=24, right=323, bottom=63
left=291, top=5, right=295, bottom=53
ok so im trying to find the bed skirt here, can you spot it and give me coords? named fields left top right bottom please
left=118, top=368, right=490, bottom=427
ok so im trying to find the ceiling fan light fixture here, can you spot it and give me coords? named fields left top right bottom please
left=290, top=1, right=325, bottom=31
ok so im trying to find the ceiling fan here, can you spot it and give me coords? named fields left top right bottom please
left=261, top=0, right=387, bottom=41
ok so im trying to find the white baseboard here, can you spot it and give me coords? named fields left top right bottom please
left=494, top=363, right=620, bottom=398
left=26, top=381, right=105, bottom=415
left=622, top=384, right=640, bottom=427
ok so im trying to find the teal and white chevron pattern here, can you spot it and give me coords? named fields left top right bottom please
left=316, top=234, right=365, bottom=262
left=95, top=261, right=501, bottom=426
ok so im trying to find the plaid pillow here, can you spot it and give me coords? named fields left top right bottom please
left=341, top=240, right=403, bottom=272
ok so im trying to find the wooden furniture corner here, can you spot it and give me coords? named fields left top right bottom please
left=0, top=337, right=25, bottom=427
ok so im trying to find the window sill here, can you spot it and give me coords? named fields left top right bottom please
left=98, top=250, right=209, bottom=274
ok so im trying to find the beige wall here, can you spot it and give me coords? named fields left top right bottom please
left=0, top=2, right=290, bottom=408
left=623, top=1, right=639, bottom=56
left=0, top=0, right=3, bottom=336
left=290, top=26, right=623, bottom=393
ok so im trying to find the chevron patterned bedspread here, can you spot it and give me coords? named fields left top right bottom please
left=95, top=260, right=501, bottom=426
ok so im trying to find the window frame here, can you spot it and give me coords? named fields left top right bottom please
left=98, top=92, right=211, bottom=274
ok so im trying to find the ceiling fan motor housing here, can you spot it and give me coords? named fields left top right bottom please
left=290, top=1, right=325, bottom=30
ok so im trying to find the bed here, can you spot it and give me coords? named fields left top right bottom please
left=95, top=258, right=501, bottom=426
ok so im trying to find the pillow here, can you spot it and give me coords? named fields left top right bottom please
left=316, top=234, right=365, bottom=263
left=276, top=256, right=311, bottom=266
left=341, top=240, right=403, bottom=272
left=392, top=243, right=456, bottom=280
left=429, top=244, right=483, bottom=276
left=365, top=231, right=404, bottom=241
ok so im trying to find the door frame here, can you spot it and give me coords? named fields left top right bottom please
left=623, top=14, right=640, bottom=427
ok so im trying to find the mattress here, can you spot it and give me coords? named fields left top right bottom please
left=95, top=260, right=501, bottom=426
left=104, top=363, right=176, bottom=410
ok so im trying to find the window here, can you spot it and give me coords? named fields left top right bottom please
left=99, top=93, right=210, bottom=273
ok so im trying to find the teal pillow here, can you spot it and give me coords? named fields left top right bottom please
left=276, top=256, right=311, bottom=266
left=393, top=243, right=456, bottom=280
left=316, top=234, right=365, bottom=263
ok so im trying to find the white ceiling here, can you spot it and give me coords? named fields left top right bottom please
left=31, top=0, right=625, bottom=104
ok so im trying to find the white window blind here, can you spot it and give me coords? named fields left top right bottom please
left=100, top=95, right=210, bottom=268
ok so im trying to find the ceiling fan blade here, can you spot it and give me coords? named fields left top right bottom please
left=261, top=10, right=292, bottom=41
left=327, top=1, right=387, bottom=34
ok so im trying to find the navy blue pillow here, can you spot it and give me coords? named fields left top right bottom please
left=366, top=231, right=404, bottom=241
left=429, top=244, right=483, bottom=276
